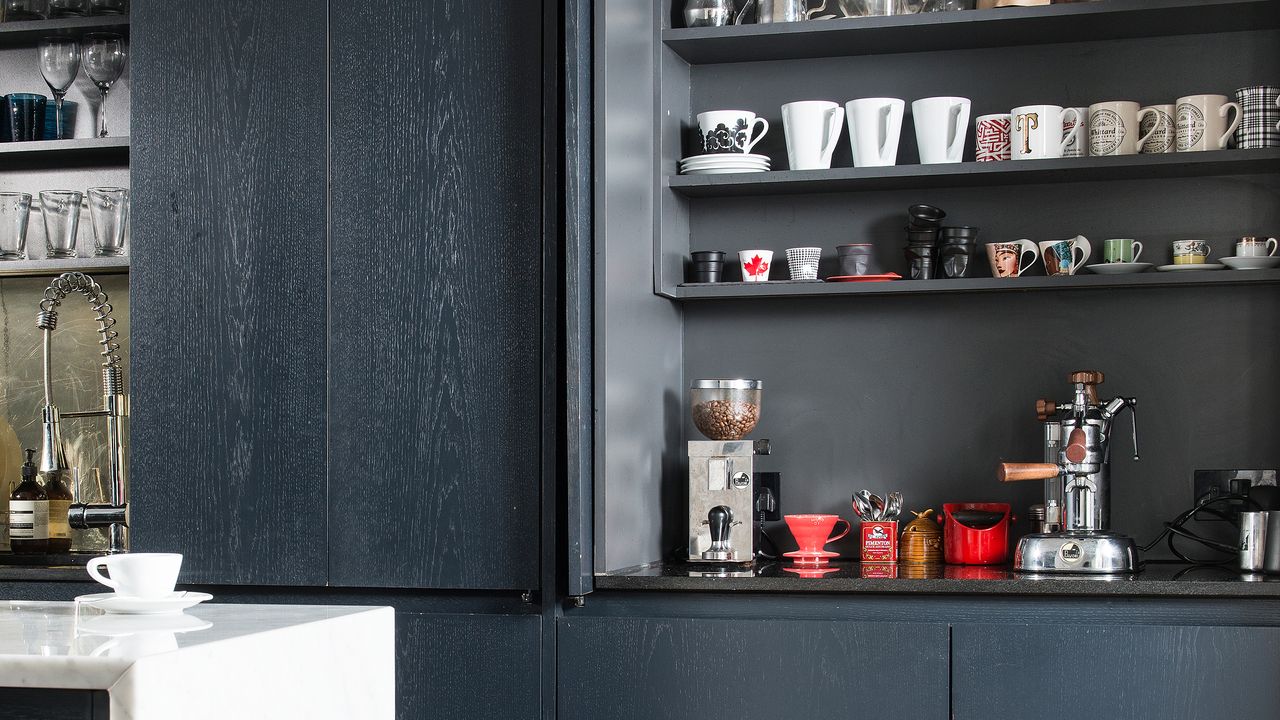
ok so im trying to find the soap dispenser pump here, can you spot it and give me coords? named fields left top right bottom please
left=10, top=449, right=49, bottom=554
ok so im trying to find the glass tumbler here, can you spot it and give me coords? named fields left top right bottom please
left=3, top=0, right=48, bottom=20
left=48, top=0, right=87, bottom=16
left=0, top=192, right=32, bottom=260
left=87, top=186, right=127, bottom=256
left=86, top=0, right=125, bottom=13
left=40, top=190, right=82, bottom=259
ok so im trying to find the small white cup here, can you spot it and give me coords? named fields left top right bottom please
left=86, top=553, right=183, bottom=599
left=739, top=250, right=774, bottom=282
left=1237, top=237, right=1278, bottom=257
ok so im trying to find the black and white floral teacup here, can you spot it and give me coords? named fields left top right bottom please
left=693, top=110, right=769, bottom=155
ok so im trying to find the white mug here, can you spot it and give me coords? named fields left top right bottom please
left=844, top=97, right=905, bottom=168
left=1176, top=94, right=1242, bottom=152
left=985, top=240, right=1040, bottom=278
left=1062, top=106, right=1089, bottom=158
left=1137, top=104, right=1176, bottom=154
left=1038, top=235, right=1092, bottom=276
left=1237, top=237, right=1278, bottom=257
left=695, top=110, right=769, bottom=155
left=912, top=96, right=970, bottom=164
left=1010, top=105, right=1079, bottom=160
left=782, top=101, right=843, bottom=171
left=86, top=553, right=183, bottom=599
left=739, top=249, right=774, bottom=282
left=1089, top=101, right=1156, bottom=157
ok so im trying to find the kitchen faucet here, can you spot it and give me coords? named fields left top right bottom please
left=36, top=272, right=128, bottom=553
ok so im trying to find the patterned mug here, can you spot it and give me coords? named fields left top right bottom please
left=974, top=113, right=1011, bottom=162
left=1172, top=239, right=1211, bottom=265
left=985, top=240, right=1039, bottom=278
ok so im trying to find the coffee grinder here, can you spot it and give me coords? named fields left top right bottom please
left=687, top=379, right=769, bottom=564
left=998, top=371, right=1139, bottom=573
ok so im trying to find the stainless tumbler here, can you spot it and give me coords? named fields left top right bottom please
left=1240, top=511, right=1268, bottom=572
left=1264, top=512, right=1280, bottom=575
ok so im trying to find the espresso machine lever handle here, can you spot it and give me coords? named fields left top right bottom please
left=999, top=463, right=1061, bottom=483
left=1127, top=398, right=1138, bottom=461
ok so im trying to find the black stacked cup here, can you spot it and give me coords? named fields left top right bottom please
left=938, top=226, right=980, bottom=279
left=689, top=250, right=725, bottom=283
left=904, top=204, right=945, bottom=280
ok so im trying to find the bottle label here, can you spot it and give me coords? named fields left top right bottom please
left=48, top=499, right=71, bottom=541
left=10, top=500, right=49, bottom=541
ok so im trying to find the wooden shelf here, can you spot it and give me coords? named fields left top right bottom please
left=673, top=269, right=1280, bottom=299
left=667, top=148, right=1280, bottom=197
left=0, top=14, right=129, bottom=48
left=0, top=136, right=129, bottom=165
left=662, top=0, right=1280, bottom=64
left=0, top=255, right=128, bottom=279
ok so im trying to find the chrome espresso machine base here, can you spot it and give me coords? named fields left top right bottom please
left=1015, top=531, right=1137, bottom=574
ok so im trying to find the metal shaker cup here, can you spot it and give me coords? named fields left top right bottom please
left=1240, top=511, right=1268, bottom=571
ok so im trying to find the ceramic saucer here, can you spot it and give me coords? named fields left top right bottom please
left=783, top=550, right=838, bottom=566
left=681, top=167, right=770, bottom=175
left=74, top=591, right=213, bottom=615
left=1156, top=263, right=1225, bottom=272
left=783, top=565, right=840, bottom=578
left=1220, top=256, right=1280, bottom=270
left=1085, top=262, right=1153, bottom=275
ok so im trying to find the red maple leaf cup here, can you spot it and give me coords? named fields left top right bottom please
left=738, top=250, right=773, bottom=282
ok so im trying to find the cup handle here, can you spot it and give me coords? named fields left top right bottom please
left=1268, top=238, right=1278, bottom=257
left=1134, top=107, right=1158, bottom=152
left=1217, top=102, right=1241, bottom=149
left=829, top=519, right=851, bottom=543
left=881, top=103, right=904, bottom=164
left=1131, top=241, right=1143, bottom=262
left=743, top=118, right=769, bottom=154
left=85, top=556, right=118, bottom=592
left=1205, top=243, right=1212, bottom=258
left=1059, top=108, right=1081, bottom=153
left=947, top=102, right=971, bottom=162
left=821, top=107, right=842, bottom=166
left=1019, top=239, right=1040, bottom=275
left=1072, top=236, right=1091, bottom=273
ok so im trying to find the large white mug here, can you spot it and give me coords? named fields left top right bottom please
left=1089, top=101, right=1156, bottom=157
left=86, top=553, right=183, bottom=599
left=1010, top=104, right=1079, bottom=160
left=782, top=101, right=843, bottom=171
left=1176, top=94, right=1241, bottom=152
left=1038, top=235, right=1092, bottom=276
left=844, top=97, right=905, bottom=168
left=912, top=96, right=970, bottom=164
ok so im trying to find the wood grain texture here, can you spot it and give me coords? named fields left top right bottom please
left=953, top=623, right=1280, bottom=720
left=557, top=616, right=949, bottom=720
left=0, top=689, right=107, bottom=720
left=398, top=613, right=541, bottom=720
left=128, top=0, right=327, bottom=585
left=327, top=0, right=543, bottom=588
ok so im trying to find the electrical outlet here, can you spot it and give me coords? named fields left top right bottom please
left=754, top=471, right=781, bottom=522
left=1192, top=469, right=1278, bottom=520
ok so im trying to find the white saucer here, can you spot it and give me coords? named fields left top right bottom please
left=74, top=591, right=213, bottom=615
left=681, top=167, right=770, bottom=175
left=1156, top=263, right=1225, bottom=272
left=681, top=153, right=770, bottom=164
left=1086, top=262, right=1153, bottom=274
left=1220, top=256, right=1280, bottom=270
left=78, top=612, right=212, bottom=636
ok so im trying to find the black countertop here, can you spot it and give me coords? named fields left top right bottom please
left=595, top=560, right=1280, bottom=598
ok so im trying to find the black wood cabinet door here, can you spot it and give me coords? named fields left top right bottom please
left=953, top=623, right=1280, bottom=720
left=327, top=0, right=543, bottom=589
left=129, top=0, right=328, bottom=585
left=558, top=617, right=950, bottom=719
left=399, top=613, right=541, bottom=720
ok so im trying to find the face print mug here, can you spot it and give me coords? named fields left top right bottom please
left=695, top=110, right=769, bottom=154
left=985, top=240, right=1039, bottom=278
left=1172, top=239, right=1211, bottom=265
left=1038, top=235, right=1092, bottom=276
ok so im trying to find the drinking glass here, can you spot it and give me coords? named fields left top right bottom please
left=3, top=0, right=48, bottom=20
left=0, top=192, right=32, bottom=260
left=48, top=0, right=86, bottom=16
left=86, top=0, right=126, bottom=13
left=39, top=37, right=80, bottom=141
left=81, top=33, right=126, bottom=138
left=40, top=190, right=82, bottom=259
left=87, top=187, right=127, bottom=256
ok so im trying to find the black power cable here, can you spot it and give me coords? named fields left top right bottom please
left=1139, top=493, right=1262, bottom=565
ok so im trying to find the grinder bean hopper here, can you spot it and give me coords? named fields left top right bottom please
left=687, top=379, right=768, bottom=564
left=998, top=371, right=1139, bottom=573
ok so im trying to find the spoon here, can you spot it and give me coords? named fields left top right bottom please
left=869, top=492, right=886, bottom=521
left=852, top=491, right=875, bottom=521
left=886, top=491, right=902, bottom=521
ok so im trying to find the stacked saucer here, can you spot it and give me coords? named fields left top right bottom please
left=679, top=153, right=770, bottom=175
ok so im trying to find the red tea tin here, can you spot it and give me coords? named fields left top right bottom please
left=860, top=520, right=898, bottom=562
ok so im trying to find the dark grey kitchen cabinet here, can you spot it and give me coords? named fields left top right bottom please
left=952, top=623, right=1280, bottom=720
left=399, top=613, right=542, bottom=720
left=0, top=689, right=108, bottom=720
left=129, top=0, right=328, bottom=585
left=557, top=616, right=950, bottom=719
left=326, top=0, right=544, bottom=589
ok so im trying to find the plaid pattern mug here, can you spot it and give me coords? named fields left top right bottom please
left=1234, top=86, right=1280, bottom=149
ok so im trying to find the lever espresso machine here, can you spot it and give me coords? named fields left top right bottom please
left=998, top=371, right=1138, bottom=573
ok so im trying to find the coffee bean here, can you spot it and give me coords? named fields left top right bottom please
left=692, top=399, right=760, bottom=440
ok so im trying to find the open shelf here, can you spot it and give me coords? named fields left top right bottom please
left=0, top=255, right=128, bottom=279
left=662, top=0, right=1280, bottom=64
left=674, top=269, right=1280, bottom=299
left=0, top=14, right=129, bottom=48
left=0, top=135, right=129, bottom=165
left=667, top=148, right=1280, bottom=197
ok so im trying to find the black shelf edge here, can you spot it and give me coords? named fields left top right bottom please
left=0, top=136, right=130, bottom=165
left=662, top=0, right=1280, bottom=64
left=0, top=15, right=129, bottom=48
left=0, top=255, right=129, bottom=279
left=674, top=268, right=1280, bottom=299
left=667, top=148, right=1280, bottom=197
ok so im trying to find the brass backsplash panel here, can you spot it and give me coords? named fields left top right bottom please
left=0, top=274, right=130, bottom=553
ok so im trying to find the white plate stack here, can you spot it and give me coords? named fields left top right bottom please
left=679, top=153, right=771, bottom=175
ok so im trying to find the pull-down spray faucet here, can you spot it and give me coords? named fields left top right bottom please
left=36, top=272, right=128, bottom=554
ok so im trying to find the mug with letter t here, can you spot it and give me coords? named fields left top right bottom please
left=1010, top=105, right=1079, bottom=160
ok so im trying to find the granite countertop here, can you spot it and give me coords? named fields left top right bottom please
left=0, top=601, right=394, bottom=719
left=595, top=560, right=1280, bottom=598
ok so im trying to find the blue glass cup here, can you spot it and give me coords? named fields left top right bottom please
left=4, top=94, right=48, bottom=142
left=42, top=99, right=77, bottom=140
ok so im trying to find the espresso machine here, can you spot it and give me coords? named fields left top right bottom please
left=998, top=371, right=1139, bottom=573
left=687, top=379, right=769, bottom=564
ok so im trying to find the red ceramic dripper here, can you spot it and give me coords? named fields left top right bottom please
left=784, top=514, right=851, bottom=553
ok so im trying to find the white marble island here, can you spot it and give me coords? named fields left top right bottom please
left=0, top=601, right=394, bottom=719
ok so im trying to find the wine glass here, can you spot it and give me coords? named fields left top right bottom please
left=38, top=37, right=81, bottom=141
left=81, top=33, right=127, bottom=139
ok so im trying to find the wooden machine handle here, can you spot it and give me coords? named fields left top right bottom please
left=1070, top=370, right=1104, bottom=405
left=998, top=463, right=1061, bottom=483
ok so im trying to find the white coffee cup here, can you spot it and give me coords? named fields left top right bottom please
left=844, top=97, right=905, bottom=168
left=1062, top=106, right=1089, bottom=158
left=782, top=101, right=843, bottom=171
left=1010, top=104, right=1080, bottom=160
left=739, top=249, right=774, bottom=282
left=1038, top=235, right=1092, bottom=276
left=1237, top=237, right=1278, bottom=257
left=912, top=96, right=970, bottom=164
left=86, top=553, right=183, bottom=599
left=1176, top=94, right=1241, bottom=152
left=695, top=110, right=769, bottom=155
left=1089, top=101, right=1156, bottom=157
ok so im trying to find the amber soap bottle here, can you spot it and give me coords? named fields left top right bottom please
left=10, top=449, right=49, bottom=554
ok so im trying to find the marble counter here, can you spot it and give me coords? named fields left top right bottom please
left=0, top=601, right=393, bottom=719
